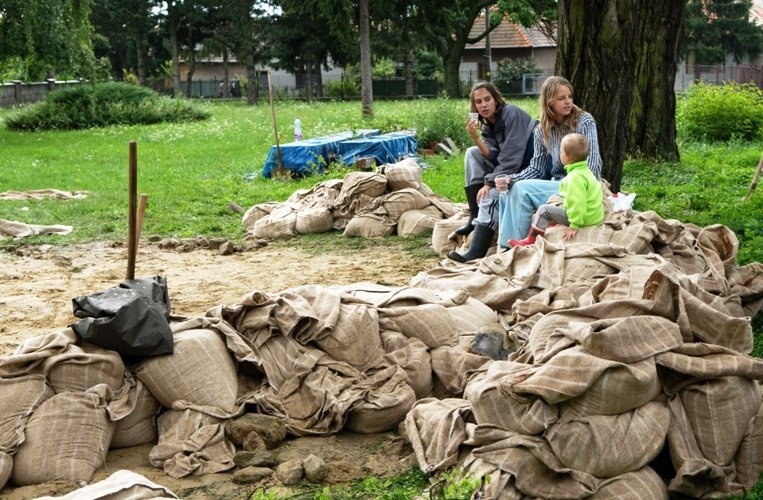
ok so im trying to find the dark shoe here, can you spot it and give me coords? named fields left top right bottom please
left=454, top=184, right=482, bottom=236
left=448, top=224, right=495, bottom=262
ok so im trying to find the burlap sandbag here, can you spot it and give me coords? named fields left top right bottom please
left=431, top=216, right=467, bottom=257
left=379, top=158, right=422, bottom=191
left=446, top=296, right=499, bottom=335
left=253, top=205, right=297, bottom=240
left=295, top=206, right=334, bottom=234
left=149, top=409, right=235, bottom=478
left=735, top=400, right=763, bottom=489
left=242, top=201, right=280, bottom=232
left=312, top=302, right=386, bottom=372
left=430, top=346, right=490, bottom=396
left=405, top=397, right=474, bottom=473
left=396, top=208, right=439, bottom=236
left=133, top=328, right=238, bottom=417
left=332, top=171, right=388, bottom=219
left=378, top=303, right=458, bottom=349
left=0, top=374, right=53, bottom=453
left=381, top=331, right=433, bottom=399
left=373, top=188, right=431, bottom=219
left=110, top=378, right=161, bottom=449
left=43, top=342, right=126, bottom=394
left=679, top=376, right=761, bottom=467
left=546, top=401, right=670, bottom=478
left=342, top=213, right=396, bottom=238
left=345, top=366, right=417, bottom=434
left=465, top=360, right=558, bottom=435
left=0, top=451, right=11, bottom=491
left=12, top=385, right=115, bottom=485
left=590, top=466, right=669, bottom=499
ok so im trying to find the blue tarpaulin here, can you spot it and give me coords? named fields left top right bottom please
left=262, top=130, right=417, bottom=178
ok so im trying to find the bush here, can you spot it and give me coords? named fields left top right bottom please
left=324, top=77, right=360, bottom=99
left=4, top=81, right=210, bottom=131
left=677, top=81, right=763, bottom=142
left=412, top=98, right=471, bottom=148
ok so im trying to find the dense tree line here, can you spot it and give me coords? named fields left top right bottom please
left=1, top=1, right=761, bottom=189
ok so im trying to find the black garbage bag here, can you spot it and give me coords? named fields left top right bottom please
left=70, top=275, right=173, bottom=357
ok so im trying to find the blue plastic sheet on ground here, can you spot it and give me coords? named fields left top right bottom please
left=261, top=130, right=416, bottom=178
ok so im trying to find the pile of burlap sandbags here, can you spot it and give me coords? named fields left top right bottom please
left=243, top=157, right=461, bottom=239
left=0, top=325, right=240, bottom=488
left=405, top=209, right=763, bottom=498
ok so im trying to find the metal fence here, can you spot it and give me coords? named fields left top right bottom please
left=0, top=79, right=85, bottom=108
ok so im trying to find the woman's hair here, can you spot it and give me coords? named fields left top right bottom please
left=538, top=76, right=583, bottom=147
left=469, top=81, right=506, bottom=119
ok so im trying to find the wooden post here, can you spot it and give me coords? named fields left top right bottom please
left=126, top=141, right=138, bottom=280
left=742, top=152, right=763, bottom=201
left=267, top=72, right=283, bottom=171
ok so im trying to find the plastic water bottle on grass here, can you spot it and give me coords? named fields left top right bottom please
left=293, top=117, right=302, bottom=141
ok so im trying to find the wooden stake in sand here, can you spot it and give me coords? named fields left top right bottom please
left=127, top=141, right=138, bottom=280
left=267, top=72, right=284, bottom=171
left=742, top=152, right=763, bottom=201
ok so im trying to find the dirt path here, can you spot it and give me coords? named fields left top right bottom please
left=0, top=239, right=439, bottom=499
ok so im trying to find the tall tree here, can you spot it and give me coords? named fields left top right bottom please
left=556, top=0, right=684, bottom=191
left=359, top=0, right=373, bottom=117
left=0, top=0, right=97, bottom=80
left=683, top=0, right=763, bottom=64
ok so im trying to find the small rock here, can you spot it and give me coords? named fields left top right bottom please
left=232, top=466, right=273, bottom=484
left=276, top=460, right=304, bottom=485
left=233, top=449, right=279, bottom=468
left=226, top=413, right=287, bottom=449
left=207, top=237, right=228, bottom=250
left=242, top=431, right=268, bottom=452
left=219, top=241, right=236, bottom=255
left=302, top=454, right=326, bottom=482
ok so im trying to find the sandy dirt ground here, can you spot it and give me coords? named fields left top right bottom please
left=0, top=239, right=440, bottom=499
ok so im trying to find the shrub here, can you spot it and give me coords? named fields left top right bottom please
left=677, top=81, right=763, bottom=142
left=412, top=98, right=471, bottom=148
left=4, top=81, right=210, bottom=131
left=324, top=77, right=360, bottom=99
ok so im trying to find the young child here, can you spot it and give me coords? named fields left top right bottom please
left=509, top=133, right=604, bottom=247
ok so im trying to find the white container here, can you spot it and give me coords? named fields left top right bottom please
left=293, top=117, right=302, bottom=141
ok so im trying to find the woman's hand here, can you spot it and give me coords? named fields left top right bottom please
left=466, top=117, right=480, bottom=140
left=477, top=184, right=492, bottom=203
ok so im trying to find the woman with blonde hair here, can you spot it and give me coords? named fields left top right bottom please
left=497, top=76, right=602, bottom=248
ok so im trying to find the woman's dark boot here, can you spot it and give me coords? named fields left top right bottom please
left=454, top=184, right=482, bottom=236
left=448, top=224, right=495, bottom=262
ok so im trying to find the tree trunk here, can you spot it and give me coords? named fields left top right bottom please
left=305, top=63, right=313, bottom=103
left=169, top=18, right=181, bottom=97
left=359, top=0, right=373, bottom=118
left=184, top=48, right=196, bottom=98
left=222, top=50, right=230, bottom=98
left=135, top=35, right=146, bottom=86
left=404, top=47, right=414, bottom=98
left=557, top=0, right=684, bottom=192
left=245, top=52, right=258, bottom=105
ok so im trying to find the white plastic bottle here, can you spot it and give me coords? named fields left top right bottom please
left=293, top=117, right=302, bottom=141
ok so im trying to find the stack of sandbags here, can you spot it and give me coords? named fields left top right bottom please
left=242, top=158, right=460, bottom=240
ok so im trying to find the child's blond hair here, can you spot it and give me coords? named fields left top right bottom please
left=560, top=133, right=589, bottom=164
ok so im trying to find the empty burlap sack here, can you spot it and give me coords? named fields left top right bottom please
left=242, top=201, right=280, bottom=232
left=345, top=366, right=417, bottom=433
left=0, top=374, right=53, bottom=454
left=12, top=385, right=115, bottom=485
left=465, top=360, right=558, bottom=435
left=0, top=451, right=10, bottom=491
left=133, top=328, right=238, bottom=417
left=396, top=208, right=440, bottom=236
left=379, top=158, right=422, bottom=191
left=295, top=206, right=334, bottom=234
left=110, top=378, right=161, bottom=449
left=432, top=216, right=467, bottom=257
left=149, top=409, right=235, bottom=478
left=381, top=331, right=433, bottom=399
left=43, top=343, right=126, bottom=394
left=342, top=213, right=396, bottom=238
left=546, top=401, right=670, bottom=478
left=430, top=346, right=490, bottom=396
left=34, top=469, right=179, bottom=500
left=446, top=296, right=499, bottom=335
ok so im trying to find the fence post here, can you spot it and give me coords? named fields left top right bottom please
left=12, top=80, right=21, bottom=105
